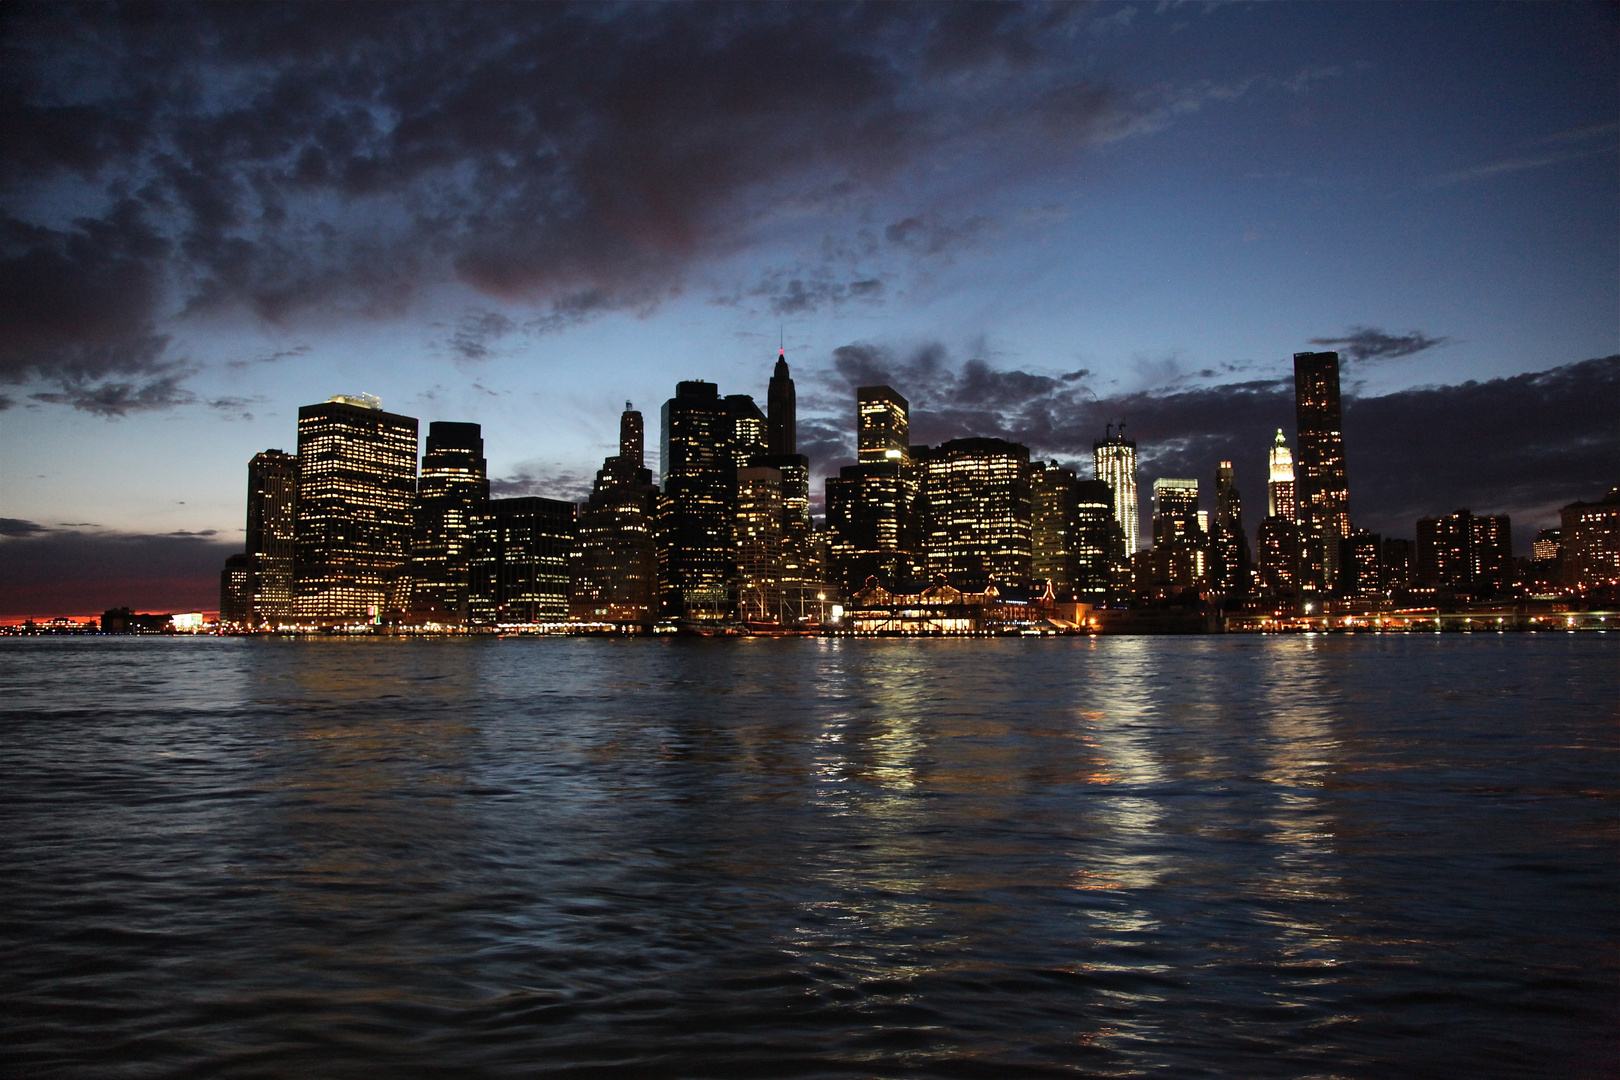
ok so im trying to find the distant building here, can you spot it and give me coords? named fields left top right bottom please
left=1256, top=516, right=1302, bottom=599
left=570, top=405, right=658, bottom=626
left=857, top=385, right=910, bottom=463
left=293, top=395, right=419, bottom=625
left=826, top=460, right=917, bottom=594
left=1294, top=351, right=1351, bottom=589
left=411, top=421, right=488, bottom=625
left=1146, top=478, right=1204, bottom=593
left=1416, top=508, right=1512, bottom=597
left=917, top=437, right=1033, bottom=591
left=219, top=553, right=254, bottom=628
left=1210, top=461, right=1251, bottom=595
left=1031, top=463, right=1119, bottom=603
left=1267, top=429, right=1296, bottom=522
left=725, top=393, right=767, bottom=468
left=658, top=381, right=735, bottom=620
left=766, top=349, right=796, bottom=457
left=1381, top=537, right=1416, bottom=593
left=736, top=466, right=786, bottom=622
left=1338, top=529, right=1384, bottom=599
left=1559, top=488, right=1620, bottom=591
left=470, top=497, right=576, bottom=624
left=1093, top=423, right=1140, bottom=552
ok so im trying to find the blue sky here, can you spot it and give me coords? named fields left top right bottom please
left=1, top=2, right=1615, bottom=615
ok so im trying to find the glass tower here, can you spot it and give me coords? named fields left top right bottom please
left=1093, top=423, right=1140, bottom=552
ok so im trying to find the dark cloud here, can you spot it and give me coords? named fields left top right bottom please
left=0, top=2, right=1195, bottom=406
left=28, top=367, right=197, bottom=417
left=0, top=518, right=51, bottom=537
left=807, top=346, right=1619, bottom=551
left=225, top=344, right=311, bottom=369
left=0, top=528, right=238, bottom=617
left=1308, top=326, right=1450, bottom=363
left=445, top=309, right=517, bottom=361
left=489, top=467, right=592, bottom=504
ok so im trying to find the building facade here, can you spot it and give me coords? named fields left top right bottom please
left=411, top=421, right=488, bottom=624
left=658, top=381, right=736, bottom=620
left=245, top=448, right=298, bottom=627
left=1559, top=488, right=1620, bottom=592
left=570, top=406, right=658, bottom=626
left=1093, top=423, right=1140, bottom=553
left=1416, top=508, right=1512, bottom=597
left=470, top=497, right=576, bottom=624
left=293, top=395, right=418, bottom=624
left=917, top=437, right=1033, bottom=590
left=1293, top=351, right=1351, bottom=589
left=1267, top=429, right=1297, bottom=522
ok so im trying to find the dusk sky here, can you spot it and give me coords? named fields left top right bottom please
left=1, top=1, right=1616, bottom=617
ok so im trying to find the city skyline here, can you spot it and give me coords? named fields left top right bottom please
left=1, top=3, right=1616, bottom=617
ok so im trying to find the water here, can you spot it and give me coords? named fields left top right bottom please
left=1, top=635, right=1615, bottom=1079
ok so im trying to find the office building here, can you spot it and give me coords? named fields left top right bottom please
left=736, top=466, right=786, bottom=622
left=1210, top=461, right=1250, bottom=595
left=570, top=404, right=658, bottom=625
left=917, top=437, right=1033, bottom=590
left=470, top=497, right=576, bottom=624
left=726, top=394, right=767, bottom=468
left=826, top=461, right=916, bottom=593
left=1559, top=488, right=1620, bottom=591
left=1267, top=429, right=1297, bottom=522
left=411, top=421, right=488, bottom=624
left=857, top=385, right=910, bottom=463
left=219, top=553, right=254, bottom=628
left=767, top=348, right=796, bottom=457
left=1031, top=463, right=1119, bottom=602
left=1145, top=478, right=1204, bottom=592
left=1294, top=351, right=1352, bottom=588
left=1416, top=508, right=1512, bottom=597
left=1381, top=537, right=1416, bottom=593
left=658, top=381, right=736, bottom=620
left=1093, top=423, right=1140, bottom=552
left=293, top=395, right=418, bottom=624
left=1256, top=515, right=1302, bottom=598
left=245, top=448, right=298, bottom=627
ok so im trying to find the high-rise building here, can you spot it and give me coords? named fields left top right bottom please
left=1210, top=461, right=1250, bottom=595
left=1267, top=429, right=1297, bottom=522
left=293, top=395, right=418, bottom=624
left=917, top=437, right=1033, bottom=590
left=1416, top=509, right=1512, bottom=597
left=1294, top=351, right=1351, bottom=588
left=470, top=497, right=576, bottom=625
left=736, top=466, right=785, bottom=622
left=411, top=421, right=488, bottom=624
left=857, top=386, right=910, bottom=464
left=245, top=449, right=298, bottom=627
left=1559, top=488, right=1620, bottom=591
left=726, top=394, right=767, bottom=468
left=767, top=349, right=796, bottom=457
left=1148, top=478, right=1204, bottom=590
left=658, top=381, right=736, bottom=620
left=620, top=402, right=645, bottom=469
left=1338, top=529, right=1384, bottom=599
left=1381, top=537, right=1416, bottom=593
left=219, top=553, right=254, bottom=628
left=1031, top=463, right=1120, bottom=602
left=570, top=403, right=658, bottom=626
left=1093, top=423, right=1140, bottom=552
left=1256, top=516, right=1302, bottom=599
left=825, top=461, right=916, bottom=593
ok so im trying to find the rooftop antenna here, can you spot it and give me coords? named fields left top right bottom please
left=779, top=323, right=784, bottom=356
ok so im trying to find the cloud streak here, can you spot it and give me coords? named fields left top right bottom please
left=1307, top=326, right=1450, bottom=364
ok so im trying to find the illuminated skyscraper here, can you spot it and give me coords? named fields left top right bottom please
left=917, top=437, right=1032, bottom=589
left=825, top=462, right=915, bottom=593
left=857, top=386, right=910, bottom=463
left=767, top=349, right=796, bottom=457
left=1416, top=508, right=1512, bottom=598
left=1560, top=489, right=1620, bottom=591
left=1294, top=351, right=1351, bottom=588
left=293, top=395, right=418, bottom=624
left=571, top=403, right=658, bottom=626
left=736, top=466, right=785, bottom=622
left=726, top=394, right=767, bottom=468
left=658, top=380, right=736, bottom=620
left=1093, top=423, right=1140, bottom=552
left=1210, top=461, right=1250, bottom=595
left=1032, top=463, right=1120, bottom=602
left=1267, top=429, right=1297, bottom=522
left=411, top=421, right=488, bottom=624
left=470, top=497, right=576, bottom=624
left=245, top=448, right=298, bottom=627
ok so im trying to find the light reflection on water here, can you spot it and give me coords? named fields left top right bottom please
left=1, top=634, right=1615, bottom=1079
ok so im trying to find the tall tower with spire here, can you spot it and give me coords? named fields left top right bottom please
left=767, top=347, right=796, bottom=456
left=620, top=402, right=644, bottom=470
left=1093, top=421, right=1140, bottom=552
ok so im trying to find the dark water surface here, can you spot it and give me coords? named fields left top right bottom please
left=1, top=635, right=1615, bottom=1079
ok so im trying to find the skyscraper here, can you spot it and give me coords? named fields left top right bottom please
left=1267, top=429, right=1297, bottom=522
left=857, top=386, right=910, bottom=463
left=726, top=393, right=767, bottom=468
left=1093, top=423, right=1139, bottom=552
left=735, top=466, right=785, bottom=622
left=245, top=448, right=298, bottom=627
left=293, top=395, right=418, bottom=624
left=1415, top=508, right=1512, bottom=598
left=1031, top=463, right=1120, bottom=602
left=571, top=403, right=658, bottom=626
left=1294, top=351, right=1351, bottom=588
left=917, top=437, right=1033, bottom=590
left=1559, top=489, right=1620, bottom=592
left=411, top=421, right=488, bottom=624
left=767, top=349, right=796, bottom=457
left=469, top=497, right=576, bottom=624
left=1210, top=461, right=1250, bottom=595
left=658, top=380, right=736, bottom=620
